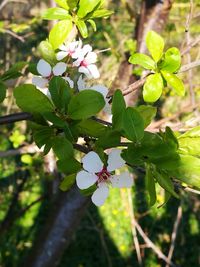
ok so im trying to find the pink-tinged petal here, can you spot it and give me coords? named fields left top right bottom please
left=82, top=44, right=92, bottom=56
left=56, top=51, right=69, bottom=61
left=91, top=183, right=109, bottom=206
left=107, top=149, right=125, bottom=172
left=78, top=66, right=91, bottom=78
left=110, top=172, right=133, bottom=188
left=32, top=76, right=48, bottom=88
left=85, top=52, right=97, bottom=65
left=63, top=77, right=74, bottom=88
left=82, top=151, right=103, bottom=173
left=53, top=62, right=67, bottom=76
left=76, top=170, right=98, bottom=189
left=77, top=75, right=86, bottom=91
left=37, top=59, right=52, bottom=77
left=72, top=48, right=83, bottom=59
left=69, top=41, right=79, bottom=50
left=87, top=64, right=100, bottom=79
left=90, top=85, right=108, bottom=98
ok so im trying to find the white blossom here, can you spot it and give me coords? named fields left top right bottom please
left=56, top=40, right=83, bottom=61
left=77, top=75, right=111, bottom=113
left=73, top=44, right=100, bottom=79
left=76, top=149, right=133, bottom=206
left=32, top=59, right=67, bottom=88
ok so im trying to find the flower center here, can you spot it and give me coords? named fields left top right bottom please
left=97, top=167, right=111, bottom=184
left=80, top=59, right=88, bottom=67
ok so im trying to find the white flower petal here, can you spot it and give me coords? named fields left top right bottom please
left=76, top=170, right=98, bottom=189
left=63, top=76, right=74, bottom=88
left=32, top=76, right=48, bottom=88
left=82, top=151, right=104, bottom=173
left=111, top=172, right=133, bottom=188
left=107, top=149, right=125, bottom=172
left=37, top=59, right=52, bottom=77
left=78, top=66, right=91, bottom=78
left=56, top=51, right=69, bottom=61
left=59, top=44, right=69, bottom=51
left=91, top=85, right=108, bottom=98
left=77, top=75, right=86, bottom=91
left=87, top=64, right=100, bottom=79
left=82, top=44, right=92, bottom=56
left=85, top=52, right=97, bottom=65
left=73, top=58, right=82, bottom=67
left=53, top=62, right=67, bottom=76
left=91, top=183, right=109, bottom=206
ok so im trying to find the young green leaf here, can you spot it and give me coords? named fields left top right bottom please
left=87, top=19, right=97, bottom=31
left=1, top=62, right=27, bottom=81
left=77, top=0, right=101, bottom=18
left=60, top=174, right=76, bottom=191
left=67, top=0, right=79, bottom=10
left=129, top=53, right=156, bottom=70
left=143, top=73, right=164, bottom=103
left=42, top=7, right=71, bottom=20
left=91, top=9, right=114, bottom=18
left=68, top=90, right=105, bottom=120
left=122, top=107, right=144, bottom=142
left=14, top=84, right=54, bottom=114
left=159, top=47, right=181, bottom=73
left=136, top=105, right=157, bottom=128
left=146, top=31, right=164, bottom=62
left=145, top=165, right=157, bottom=206
left=49, top=19, right=73, bottom=49
left=55, top=0, right=69, bottom=10
left=75, top=19, right=88, bottom=38
left=161, top=70, right=185, bottom=96
left=49, top=76, right=71, bottom=113
left=38, top=41, right=57, bottom=65
left=112, top=90, right=126, bottom=130
left=0, top=81, right=6, bottom=103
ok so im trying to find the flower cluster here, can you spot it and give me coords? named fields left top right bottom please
left=76, top=149, right=133, bottom=206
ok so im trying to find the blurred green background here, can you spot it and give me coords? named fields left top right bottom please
left=0, top=0, right=200, bottom=266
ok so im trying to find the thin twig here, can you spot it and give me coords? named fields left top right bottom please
left=166, top=206, right=182, bottom=267
left=3, top=29, right=25, bottom=42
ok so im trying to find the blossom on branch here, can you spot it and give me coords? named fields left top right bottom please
left=56, top=40, right=83, bottom=61
left=73, top=44, right=100, bottom=79
left=32, top=59, right=67, bottom=88
left=76, top=150, right=133, bottom=206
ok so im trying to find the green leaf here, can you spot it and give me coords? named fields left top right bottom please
left=32, top=126, right=54, bottom=148
left=168, top=154, right=200, bottom=189
left=52, top=136, right=74, bottom=160
left=159, top=47, right=181, bottom=73
left=78, top=119, right=107, bottom=137
left=1, top=62, right=27, bottom=81
left=68, top=90, right=105, bottom=120
left=161, top=70, right=185, bottom=96
left=67, top=0, right=79, bottom=10
left=178, top=126, right=200, bottom=157
left=122, top=107, right=144, bottom=142
left=129, top=53, right=156, bottom=70
left=75, top=19, right=88, bottom=38
left=145, top=165, right=157, bottom=206
left=155, top=171, right=178, bottom=198
left=112, top=89, right=126, bottom=131
left=91, top=9, right=114, bottom=18
left=43, top=112, right=67, bottom=128
left=55, top=0, right=69, bottom=10
left=57, top=158, right=81, bottom=174
left=136, top=105, right=157, bottom=128
left=87, top=19, right=97, bottom=31
left=42, top=7, right=71, bottom=20
left=60, top=174, right=76, bottom=191
left=49, top=77, right=71, bottom=113
left=77, top=0, right=101, bottom=18
left=49, top=19, right=73, bottom=49
left=146, top=31, right=164, bottom=62
left=14, top=84, right=54, bottom=114
left=143, top=73, right=163, bottom=102
left=0, top=81, right=6, bottom=103
left=38, top=41, right=57, bottom=65
left=96, top=129, right=121, bottom=149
